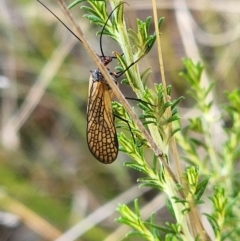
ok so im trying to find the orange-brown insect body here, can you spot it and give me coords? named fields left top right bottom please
left=87, top=69, right=118, bottom=164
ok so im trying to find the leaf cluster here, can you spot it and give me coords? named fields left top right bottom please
left=68, top=1, right=240, bottom=240
left=177, top=59, right=240, bottom=240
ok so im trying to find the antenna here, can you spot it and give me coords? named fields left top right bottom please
left=99, top=2, right=126, bottom=58
left=37, top=0, right=126, bottom=59
left=37, top=0, right=82, bottom=42
left=37, top=0, right=146, bottom=78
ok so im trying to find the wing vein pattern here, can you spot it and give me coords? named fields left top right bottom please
left=87, top=71, right=118, bottom=164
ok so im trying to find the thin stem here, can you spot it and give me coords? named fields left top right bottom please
left=151, top=1, right=210, bottom=240
left=152, top=0, right=182, bottom=183
left=56, top=0, right=179, bottom=188
left=110, top=0, right=144, bottom=94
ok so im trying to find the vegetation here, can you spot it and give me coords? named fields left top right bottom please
left=0, top=0, right=239, bottom=240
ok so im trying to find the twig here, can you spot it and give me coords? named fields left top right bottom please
left=57, top=0, right=179, bottom=186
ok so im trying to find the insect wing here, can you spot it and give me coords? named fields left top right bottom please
left=87, top=72, right=118, bottom=164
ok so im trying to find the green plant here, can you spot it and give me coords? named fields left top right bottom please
left=66, top=0, right=240, bottom=240
left=1, top=0, right=239, bottom=241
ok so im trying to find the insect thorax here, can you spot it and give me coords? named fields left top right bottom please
left=90, top=69, right=104, bottom=82
left=90, top=69, right=113, bottom=90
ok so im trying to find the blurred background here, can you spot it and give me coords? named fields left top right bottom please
left=0, top=0, right=239, bottom=240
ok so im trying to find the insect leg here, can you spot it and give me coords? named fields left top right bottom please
left=113, top=114, right=136, bottom=144
left=125, top=97, right=155, bottom=107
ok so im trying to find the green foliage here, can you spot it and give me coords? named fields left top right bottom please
left=117, top=200, right=186, bottom=240
left=171, top=167, right=209, bottom=215
left=176, top=59, right=240, bottom=240
left=117, top=200, right=160, bottom=241
left=223, top=90, right=240, bottom=166
left=2, top=1, right=239, bottom=241
left=205, top=187, right=228, bottom=240
left=68, top=1, right=228, bottom=240
left=115, top=58, right=240, bottom=240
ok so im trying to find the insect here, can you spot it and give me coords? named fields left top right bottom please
left=86, top=3, right=128, bottom=164
left=87, top=69, right=118, bottom=163
left=37, top=0, right=145, bottom=163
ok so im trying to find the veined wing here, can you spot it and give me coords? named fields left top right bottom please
left=87, top=70, right=118, bottom=164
